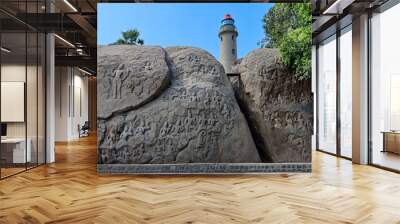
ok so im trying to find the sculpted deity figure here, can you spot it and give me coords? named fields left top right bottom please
left=221, top=103, right=229, bottom=116
left=257, top=65, right=267, bottom=78
left=188, top=54, right=201, bottom=64
left=112, top=64, right=126, bottom=99
left=210, top=66, right=218, bottom=76
left=160, top=121, right=170, bottom=137
left=144, top=61, right=153, bottom=72
left=197, top=130, right=207, bottom=148
left=120, top=124, right=134, bottom=141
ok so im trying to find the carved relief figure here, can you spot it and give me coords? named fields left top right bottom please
left=188, top=54, right=201, bottom=64
left=258, top=65, right=268, bottom=78
left=112, top=64, right=126, bottom=99
left=210, top=66, right=218, bottom=76
left=144, top=61, right=153, bottom=72
left=197, top=130, right=207, bottom=148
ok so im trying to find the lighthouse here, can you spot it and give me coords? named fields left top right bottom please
left=218, top=14, right=238, bottom=74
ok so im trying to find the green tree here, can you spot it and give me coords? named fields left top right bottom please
left=261, top=3, right=312, bottom=80
left=113, top=29, right=144, bottom=45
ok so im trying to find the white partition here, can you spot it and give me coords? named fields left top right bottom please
left=1, top=82, right=25, bottom=122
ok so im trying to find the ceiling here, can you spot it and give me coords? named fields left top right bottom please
left=312, top=0, right=390, bottom=43
left=0, top=0, right=98, bottom=74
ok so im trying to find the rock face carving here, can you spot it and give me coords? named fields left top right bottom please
left=97, top=45, right=170, bottom=119
left=236, top=48, right=313, bottom=162
left=98, top=46, right=261, bottom=164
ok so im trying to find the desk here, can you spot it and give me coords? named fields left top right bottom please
left=382, top=131, right=400, bottom=154
left=1, top=138, right=31, bottom=163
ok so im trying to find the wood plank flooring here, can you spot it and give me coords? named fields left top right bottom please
left=1, top=167, right=26, bottom=178
left=372, top=150, right=400, bottom=171
left=0, top=135, right=400, bottom=224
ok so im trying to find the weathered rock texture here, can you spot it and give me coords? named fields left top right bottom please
left=98, top=46, right=261, bottom=164
left=97, top=45, right=170, bottom=119
left=236, top=48, right=313, bottom=163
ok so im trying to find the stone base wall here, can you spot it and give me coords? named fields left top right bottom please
left=98, top=163, right=311, bottom=174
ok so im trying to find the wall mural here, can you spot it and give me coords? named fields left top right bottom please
left=97, top=45, right=313, bottom=173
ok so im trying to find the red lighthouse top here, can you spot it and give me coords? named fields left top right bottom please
left=224, top=14, right=232, bottom=20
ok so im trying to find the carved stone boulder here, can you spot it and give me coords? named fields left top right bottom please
left=98, top=46, right=261, bottom=164
left=237, top=48, right=313, bottom=162
left=97, top=45, right=170, bottom=119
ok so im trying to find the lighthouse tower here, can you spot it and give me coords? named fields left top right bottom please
left=219, top=14, right=238, bottom=74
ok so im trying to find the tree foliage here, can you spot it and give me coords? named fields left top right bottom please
left=112, top=29, right=144, bottom=45
left=261, top=3, right=312, bottom=80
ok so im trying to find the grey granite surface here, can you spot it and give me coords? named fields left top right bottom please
left=98, top=46, right=260, bottom=165
left=236, top=48, right=313, bottom=163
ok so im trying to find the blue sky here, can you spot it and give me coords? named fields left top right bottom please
left=98, top=3, right=273, bottom=59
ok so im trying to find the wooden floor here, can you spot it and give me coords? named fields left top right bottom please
left=1, top=135, right=400, bottom=224
left=372, top=150, right=400, bottom=171
left=0, top=167, right=26, bottom=178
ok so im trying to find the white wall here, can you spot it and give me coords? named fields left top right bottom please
left=1, top=65, right=26, bottom=142
left=1, top=65, right=31, bottom=138
left=1, top=82, right=25, bottom=122
left=55, top=66, right=69, bottom=141
left=55, top=67, right=89, bottom=141
left=1, top=63, right=46, bottom=164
